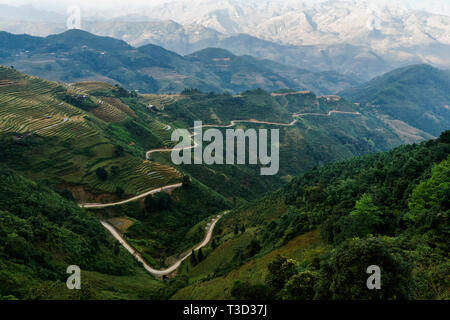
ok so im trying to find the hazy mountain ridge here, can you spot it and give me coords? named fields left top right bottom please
left=341, top=64, right=450, bottom=137
left=0, top=29, right=360, bottom=94
left=0, top=1, right=449, bottom=81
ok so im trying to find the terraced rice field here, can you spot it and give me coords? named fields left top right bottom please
left=102, top=97, right=136, bottom=118
left=0, top=69, right=87, bottom=137
left=0, top=66, right=182, bottom=197
left=87, top=159, right=181, bottom=195
left=71, top=81, right=116, bottom=94
left=70, top=82, right=137, bottom=122
left=91, top=98, right=128, bottom=122
left=141, top=94, right=184, bottom=110
left=148, top=118, right=174, bottom=146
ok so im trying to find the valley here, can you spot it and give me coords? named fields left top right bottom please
left=0, top=0, right=448, bottom=304
left=0, top=59, right=448, bottom=300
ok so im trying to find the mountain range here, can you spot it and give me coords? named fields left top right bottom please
left=341, top=64, right=450, bottom=137
left=0, top=1, right=449, bottom=301
left=0, top=29, right=360, bottom=94
left=0, top=1, right=449, bottom=81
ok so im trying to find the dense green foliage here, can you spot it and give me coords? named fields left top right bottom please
left=97, top=180, right=230, bottom=267
left=177, top=132, right=449, bottom=300
left=341, top=64, right=450, bottom=136
left=0, top=168, right=139, bottom=299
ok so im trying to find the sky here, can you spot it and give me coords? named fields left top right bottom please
left=0, top=0, right=449, bottom=17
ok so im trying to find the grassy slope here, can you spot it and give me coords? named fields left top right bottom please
left=0, top=65, right=180, bottom=202
left=0, top=167, right=164, bottom=300
left=95, top=179, right=231, bottom=268
left=172, top=230, right=323, bottom=300
left=171, top=132, right=450, bottom=300
left=341, top=64, right=450, bottom=136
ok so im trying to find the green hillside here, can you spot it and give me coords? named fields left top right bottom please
left=1, top=66, right=447, bottom=300
left=0, top=29, right=359, bottom=95
left=341, top=64, right=450, bottom=137
left=0, top=167, right=166, bottom=300
left=153, top=88, right=405, bottom=201
left=0, top=66, right=230, bottom=268
left=172, top=131, right=450, bottom=300
left=0, top=65, right=180, bottom=202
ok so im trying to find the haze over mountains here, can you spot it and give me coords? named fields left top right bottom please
left=0, top=1, right=449, bottom=80
left=0, top=0, right=449, bottom=302
left=0, top=29, right=360, bottom=94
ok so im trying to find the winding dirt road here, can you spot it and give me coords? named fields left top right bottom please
left=84, top=109, right=361, bottom=208
left=192, top=110, right=361, bottom=129
left=80, top=183, right=182, bottom=209
left=79, top=109, right=360, bottom=275
left=100, top=212, right=227, bottom=276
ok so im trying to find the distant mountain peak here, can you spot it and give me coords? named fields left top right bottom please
left=188, top=47, right=236, bottom=60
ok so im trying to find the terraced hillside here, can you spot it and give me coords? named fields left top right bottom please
left=172, top=132, right=450, bottom=300
left=150, top=88, right=409, bottom=200
left=0, top=29, right=360, bottom=95
left=0, top=66, right=181, bottom=202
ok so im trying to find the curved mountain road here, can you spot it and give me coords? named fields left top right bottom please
left=80, top=183, right=182, bottom=209
left=79, top=110, right=360, bottom=275
left=100, top=212, right=227, bottom=276
left=83, top=109, right=361, bottom=208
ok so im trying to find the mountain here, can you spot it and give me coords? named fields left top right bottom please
left=144, top=0, right=450, bottom=48
left=78, top=22, right=395, bottom=80
left=0, top=65, right=416, bottom=266
left=0, top=29, right=360, bottom=94
left=341, top=64, right=450, bottom=137
left=0, top=64, right=448, bottom=300
left=85, top=20, right=224, bottom=49
left=1, top=1, right=449, bottom=81
left=172, top=131, right=450, bottom=300
left=143, top=0, right=450, bottom=73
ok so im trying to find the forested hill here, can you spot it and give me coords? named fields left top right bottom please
left=173, top=131, right=450, bottom=300
left=341, top=64, right=450, bottom=137
left=0, top=29, right=358, bottom=94
left=0, top=167, right=164, bottom=300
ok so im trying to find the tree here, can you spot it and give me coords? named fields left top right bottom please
left=231, top=280, right=271, bottom=300
left=315, top=237, right=415, bottom=300
left=182, top=175, right=191, bottom=188
left=244, top=240, right=261, bottom=258
left=110, top=166, right=120, bottom=176
left=197, top=248, right=204, bottom=262
left=240, top=224, right=246, bottom=233
left=154, top=192, right=172, bottom=210
left=113, top=242, right=120, bottom=256
left=266, top=255, right=298, bottom=296
left=114, top=145, right=124, bottom=157
left=144, top=195, right=155, bottom=213
left=190, top=249, right=197, bottom=265
left=407, top=157, right=449, bottom=233
left=211, top=238, right=218, bottom=249
left=350, top=194, right=383, bottom=220
left=115, top=187, right=125, bottom=199
left=332, top=194, right=383, bottom=244
left=95, top=167, right=108, bottom=180
left=282, top=270, right=317, bottom=300
left=58, top=189, right=74, bottom=201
